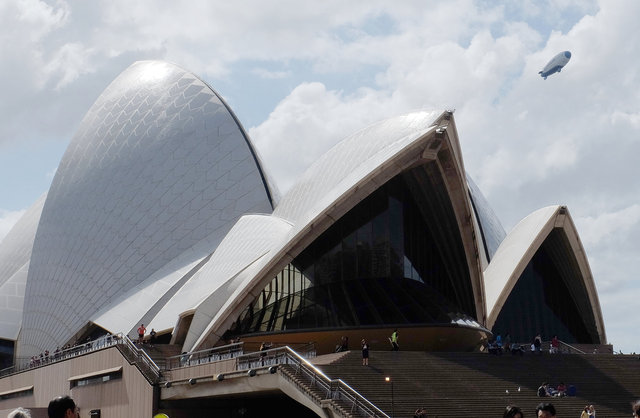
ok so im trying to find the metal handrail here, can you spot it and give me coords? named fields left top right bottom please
left=235, top=346, right=388, bottom=418
left=1, top=333, right=124, bottom=377
left=0, top=333, right=160, bottom=382
left=165, top=342, right=244, bottom=369
left=120, top=335, right=161, bottom=381
left=160, top=345, right=385, bottom=417
left=557, top=340, right=586, bottom=354
left=239, top=340, right=317, bottom=354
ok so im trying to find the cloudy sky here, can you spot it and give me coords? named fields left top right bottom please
left=1, top=0, right=638, bottom=353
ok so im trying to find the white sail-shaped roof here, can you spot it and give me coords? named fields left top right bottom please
left=188, top=110, right=487, bottom=350
left=18, top=61, right=275, bottom=356
left=484, top=205, right=606, bottom=341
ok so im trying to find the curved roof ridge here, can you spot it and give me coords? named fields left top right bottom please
left=128, top=60, right=279, bottom=207
left=273, top=110, right=443, bottom=223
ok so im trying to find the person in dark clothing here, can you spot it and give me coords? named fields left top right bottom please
left=536, top=402, right=556, bottom=417
left=504, top=404, right=524, bottom=418
left=361, top=338, right=369, bottom=366
left=335, top=336, right=349, bottom=352
left=537, top=382, right=549, bottom=397
left=48, top=395, right=79, bottom=418
left=534, top=333, right=542, bottom=353
left=259, top=342, right=268, bottom=365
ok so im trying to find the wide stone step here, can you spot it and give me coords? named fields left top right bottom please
left=317, top=351, right=640, bottom=418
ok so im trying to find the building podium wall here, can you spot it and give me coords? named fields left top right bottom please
left=0, top=347, right=153, bottom=417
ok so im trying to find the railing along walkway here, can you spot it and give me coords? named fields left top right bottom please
left=115, top=335, right=161, bottom=383
left=164, top=346, right=388, bottom=418
left=0, top=333, right=161, bottom=384
left=163, top=342, right=245, bottom=369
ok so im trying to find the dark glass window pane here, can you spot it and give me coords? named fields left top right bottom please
left=371, top=210, right=389, bottom=278
left=342, top=231, right=357, bottom=280
left=356, top=221, right=372, bottom=279
left=230, top=172, right=476, bottom=337
left=389, top=196, right=404, bottom=280
left=492, top=244, right=596, bottom=344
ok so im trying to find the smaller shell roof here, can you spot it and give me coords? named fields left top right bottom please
left=484, top=205, right=606, bottom=342
left=484, top=206, right=559, bottom=318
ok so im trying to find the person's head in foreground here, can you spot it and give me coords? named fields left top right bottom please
left=8, top=407, right=31, bottom=418
left=504, top=404, right=524, bottom=418
left=632, top=400, right=640, bottom=417
left=536, top=402, right=556, bottom=418
left=47, top=395, right=79, bottom=418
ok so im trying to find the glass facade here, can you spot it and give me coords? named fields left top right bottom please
left=466, top=175, right=506, bottom=261
left=231, top=171, right=481, bottom=337
left=0, top=339, right=13, bottom=370
left=492, top=229, right=599, bottom=344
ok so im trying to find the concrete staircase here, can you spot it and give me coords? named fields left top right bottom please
left=317, top=351, right=640, bottom=418
left=278, top=364, right=361, bottom=417
left=141, top=343, right=183, bottom=369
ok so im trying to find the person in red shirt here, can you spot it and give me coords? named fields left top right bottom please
left=137, top=324, right=146, bottom=344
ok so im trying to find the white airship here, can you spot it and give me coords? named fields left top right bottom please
left=539, top=51, right=572, bottom=80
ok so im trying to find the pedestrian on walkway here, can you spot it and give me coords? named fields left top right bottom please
left=361, top=339, right=369, bottom=366
left=390, top=329, right=399, bottom=351
left=137, top=323, right=146, bottom=344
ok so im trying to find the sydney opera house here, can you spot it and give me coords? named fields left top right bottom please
left=0, top=60, right=606, bottom=378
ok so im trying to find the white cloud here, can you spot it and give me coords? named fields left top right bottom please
left=0, top=0, right=69, bottom=42
left=611, top=111, right=640, bottom=130
left=0, top=0, right=70, bottom=84
left=598, top=287, right=639, bottom=353
left=42, top=42, right=95, bottom=89
left=250, top=82, right=392, bottom=192
left=251, top=68, right=292, bottom=80
left=576, top=205, right=640, bottom=248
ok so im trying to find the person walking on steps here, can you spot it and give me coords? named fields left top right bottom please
left=137, top=323, right=146, bottom=344
left=390, top=329, right=399, bottom=351
left=361, top=338, right=369, bottom=366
